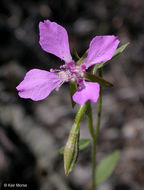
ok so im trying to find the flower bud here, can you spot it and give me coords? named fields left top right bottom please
left=64, top=126, right=79, bottom=176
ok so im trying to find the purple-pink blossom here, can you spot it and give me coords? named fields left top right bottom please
left=16, top=20, right=119, bottom=105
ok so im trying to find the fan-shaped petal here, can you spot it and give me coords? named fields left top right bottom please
left=73, top=81, right=100, bottom=105
left=16, top=69, right=61, bottom=101
left=39, top=20, right=72, bottom=63
left=84, top=36, right=120, bottom=68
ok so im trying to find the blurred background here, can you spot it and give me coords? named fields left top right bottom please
left=0, top=0, right=144, bottom=189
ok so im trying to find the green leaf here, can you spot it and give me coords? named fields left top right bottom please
left=113, top=42, right=129, bottom=57
left=84, top=72, right=113, bottom=87
left=59, top=147, right=65, bottom=154
left=95, top=150, right=120, bottom=186
left=98, top=42, right=129, bottom=68
left=70, top=81, right=77, bottom=108
left=79, top=138, right=91, bottom=150
left=59, top=138, right=91, bottom=154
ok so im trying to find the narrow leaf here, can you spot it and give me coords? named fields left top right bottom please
left=98, top=42, right=129, bottom=68
left=76, top=49, right=88, bottom=65
left=59, top=138, right=91, bottom=154
left=73, top=48, right=80, bottom=60
left=84, top=72, right=113, bottom=87
left=113, top=42, right=129, bottom=57
left=95, top=150, right=120, bottom=186
left=79, top=139, right=91, bottom=150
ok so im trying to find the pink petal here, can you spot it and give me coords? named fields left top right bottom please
left=39, top=20, right=72, bottom=63
left=84, top=35, right=120, bottom=68
left=16, top=69, right=61, bottom=101
left=72, top=81, right=100, bottom=105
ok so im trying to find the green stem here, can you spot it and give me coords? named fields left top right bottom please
left=70, top=103, right=88, bottom=135
left=67, top=65, right=103, bottom=188
left=92, top=138, right=96, bottom=190
left=86, top=102, right=95, bottom=139
left=90, top=67, right=103, bottom=190
left=74, top=103, right=88, bottom=127
left=94, top=68, right=103, bottom=189
left=95, top=68, right=102, bottom=141
left=86, top=101, right=96, bottom=190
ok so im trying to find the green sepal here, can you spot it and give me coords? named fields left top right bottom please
left=70, top=81, right=77, bottom=108
left=73, top=48, right=80, bottom=60
left=84, top=72, right=113, bottom=87
left=59, top=138, right=91, bottom=154
left=98, top=42, right=129, bottom=69
left=95, top=150, right=120, bottom=186
left=76, top=49, right=88, bottom=65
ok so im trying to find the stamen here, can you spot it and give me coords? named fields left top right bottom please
left=81, top=65, right=86, bottom=71
left=55, top=81, right=65, bottom=91
left=77, top=78, right=83, bottom=85
left=67, top=61, right=75, bottom=67
left=52, top=61, right=86, bottom=91
left=50, top=68, right=61, bottom=72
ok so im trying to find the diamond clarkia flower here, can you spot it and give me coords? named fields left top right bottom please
left=16, top=20, right=119, bottom=105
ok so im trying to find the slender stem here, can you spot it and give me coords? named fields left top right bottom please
left=69, top=103, right=88, bottom=135
left=74, top=103, right=88, bottom=127
left=90, top=67, right=103, bottom=190
left=86, top=101, right=95, bottom=139
left=95, top=68, right=102, bottom=141
left=94, top=68, right=103, bottom=189
left=92, top=137, right=96, bottom=190
left=69, top=103, right=88, bottom=138
left=70, top=103, right=88, bottom=135
left=67, top=66, right=103, bottom=189
left=86, top=101, right=97, bottom=190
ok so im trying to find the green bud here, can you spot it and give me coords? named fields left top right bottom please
left=64, top=125, right=80, bottom=176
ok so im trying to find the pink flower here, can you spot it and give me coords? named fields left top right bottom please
left=16, top=20, right=119, bottom=105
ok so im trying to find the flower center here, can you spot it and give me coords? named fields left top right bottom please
left=58, top=62, right=86, bottom=83
left=50, top=62, right=86, bottom=91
